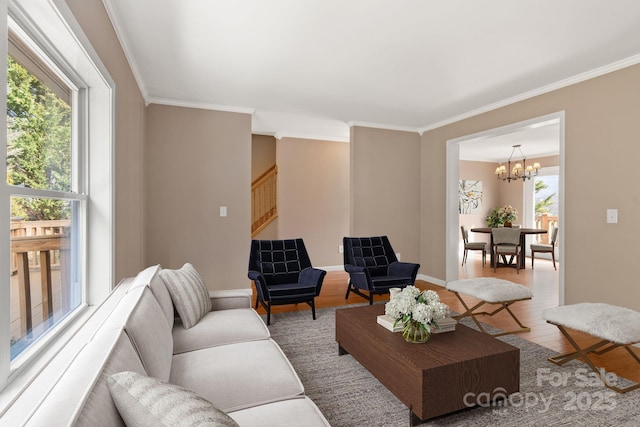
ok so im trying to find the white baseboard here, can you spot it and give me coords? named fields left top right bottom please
left=319, top=265, right=345, bottom=272
left=319, top=267, right=446, bottom=288
left=417, top=274, right=446, bottom=287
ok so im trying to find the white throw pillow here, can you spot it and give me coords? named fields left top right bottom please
left=159, top=263, right=212, bottom=329
left=107, top=371, right=239, bottom=427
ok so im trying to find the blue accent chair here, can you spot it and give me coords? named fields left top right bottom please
left=343, top=236, right=420, bottom=304
left=248, top=239, right=326, bottom=325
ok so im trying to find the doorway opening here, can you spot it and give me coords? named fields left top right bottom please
left=446, top=112, right=565, bottom=304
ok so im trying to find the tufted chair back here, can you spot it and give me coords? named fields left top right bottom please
left=343, top=236, right=397, bottom=277
left=249, top=239, right=312, bottom=285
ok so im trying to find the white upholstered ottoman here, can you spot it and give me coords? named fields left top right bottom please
left=544, top=303, right=640, bottom=393
left=446, top=278, right=533, bottom=336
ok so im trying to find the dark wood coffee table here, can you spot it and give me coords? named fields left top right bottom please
left=336, top=304, right=520, bottom=424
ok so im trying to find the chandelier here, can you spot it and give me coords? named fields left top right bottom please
left=495, top=144, right=541, bottom=182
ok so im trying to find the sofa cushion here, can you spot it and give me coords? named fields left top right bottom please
left=170, top=339, right=304, bottom=412
left=107, top=371, right=239, bottom=427
left=228, top=396, right=330, bottom=427
left=173, top=308, right=270, bottom=354
left=149, top=267, right=175, bottom=328
left=159, top=263, right=211, bottom=329
left=124, top=288, right=173, bottom=381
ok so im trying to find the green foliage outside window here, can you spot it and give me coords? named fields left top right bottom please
left=7, top=56, right=72, bottom=220
left=535, top=180, right=556, bottom=215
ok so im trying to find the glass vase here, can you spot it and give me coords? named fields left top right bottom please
left=401, top=320, right=431, bottom=343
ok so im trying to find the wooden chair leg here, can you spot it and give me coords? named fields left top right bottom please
left=266, top=302, right=271, bottom=326
left=551, top=249, right=556, bottom=270
left=531, top=250, right=535, bottom=269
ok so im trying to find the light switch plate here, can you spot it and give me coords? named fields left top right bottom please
left=220, top=206, right=227, bottom=217
left=606, top=209, right=617, bottom=223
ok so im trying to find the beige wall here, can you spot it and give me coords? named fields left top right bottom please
left=422, top=63, right=640, bottom=309
left=145, top=105, right=252, bottom=290
left=254, top=218, right=278, bottom=240
left=277, top=137, right=349, bottom=267
left=350, top=126, right=421, bottom=265
left=66, top=0, right=146, bottom=283
left=251, top=134, right=276, bottom=181
left=459, top=161, right=497, bottom=224
left=458, top=161, right=496, bottom=248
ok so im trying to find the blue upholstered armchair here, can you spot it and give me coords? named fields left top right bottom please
left=343, top=236, right=420, bottom=304
left=248, top=239, right=326, bottom=325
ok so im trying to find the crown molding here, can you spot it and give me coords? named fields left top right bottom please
left=147, top=97, right=256, bottom=115
left=252, top=131, right=349, bottom=143
left=102, top=0, right=149, bottom=100
left=251, top=131, right=278, bottom=138
left=272, top=132, right=349, bottom=143
left=419, top=53, right=640, bottom=133
left=347, top=121, right=421, bottom=134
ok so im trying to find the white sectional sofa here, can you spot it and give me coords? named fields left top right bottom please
left=18, top=264, right=330, bottom=426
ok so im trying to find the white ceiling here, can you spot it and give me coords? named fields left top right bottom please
left=103, top=0, right=640, bottom=145
left=458, top=118, right=561, bottom=162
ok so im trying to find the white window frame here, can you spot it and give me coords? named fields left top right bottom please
left=0, top=0, right=115, bottom=402
left=524, top=166, right=560, bottom=258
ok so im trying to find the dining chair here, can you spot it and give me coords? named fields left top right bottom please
left=460, top=226, right=486, bottom=266
left=531, top=227, right=559, bottom=270
left=491, top=227, right=522, bottom=273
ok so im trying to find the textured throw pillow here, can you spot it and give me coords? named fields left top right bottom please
left=107, top=371, right=239, bottom=427
left=159, top=263, right=211, bottom=329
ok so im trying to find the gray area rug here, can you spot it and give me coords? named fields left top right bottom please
left=264, top=305, right=640, bottom=426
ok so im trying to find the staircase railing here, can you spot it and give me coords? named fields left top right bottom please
left=251, top=165, right=278, bottom=237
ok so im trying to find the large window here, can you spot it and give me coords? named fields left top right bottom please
left=7, top=31, right=84, bottom=362
left=0, top=0, right=115, bottom=395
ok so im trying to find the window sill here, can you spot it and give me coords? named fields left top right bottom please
left=0, top=278, right=132, bottom=420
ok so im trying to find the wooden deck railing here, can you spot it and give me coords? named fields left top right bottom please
left=10, top=219, right=71, bottom=337
left=251, top=165, right=278, bottom=237
left=534, top=214, right=558, bottom=245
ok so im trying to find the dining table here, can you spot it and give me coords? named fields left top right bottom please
left=470, top=227, right=547, bottom=269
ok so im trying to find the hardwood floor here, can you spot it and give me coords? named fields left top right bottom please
left=253, top=253, right=640, bottom=384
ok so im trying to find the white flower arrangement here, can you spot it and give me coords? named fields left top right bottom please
left=385, top=286, right=449, bottom=342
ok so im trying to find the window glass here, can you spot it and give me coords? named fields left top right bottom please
left=7, top=55, right=72, bottom=192
left=6, top=39, right=81, bottom=361
left=9, top=197, right=80, bottom=360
